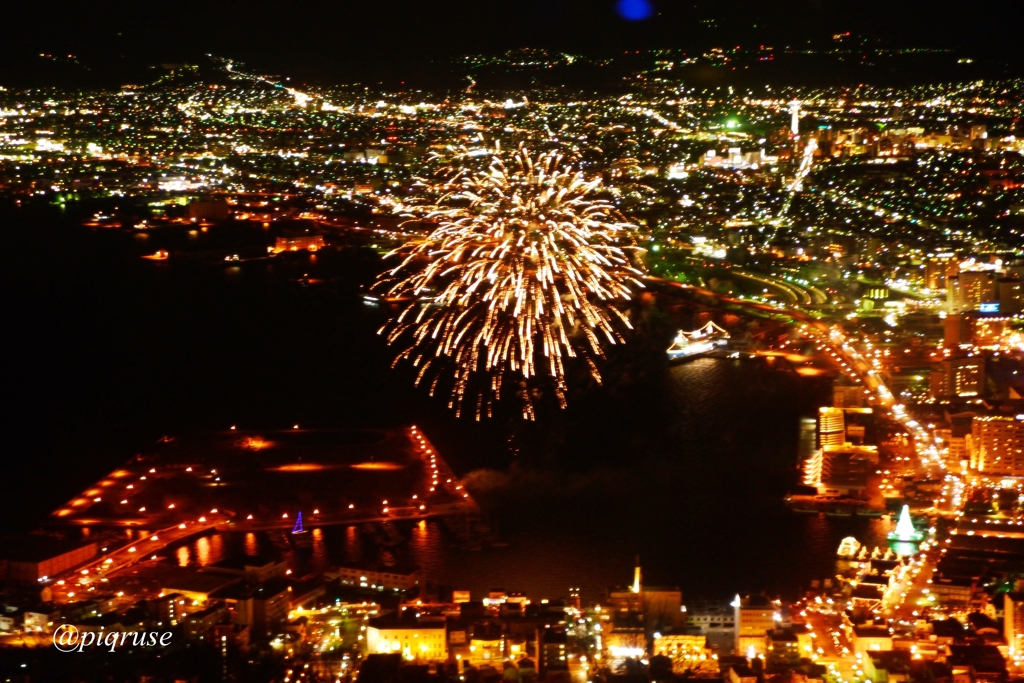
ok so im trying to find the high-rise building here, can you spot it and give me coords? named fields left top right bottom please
left=935, top=412, right=975, bottom=471
left=974, top=315, right=1011, bottom=346
left=925, top=255, right=959, bottom=292
left=789, top=101, right=801, bottom=136
left=833, top=385, right=867, bottom=408
left=968, top=416, right=1024, bottom=477
left=819, top=407, right=846, bottom=448
left=999, top=278, right=1023, bottom=314
left=930, top=357, right=985, bottom=399
left=803, top=443, right=878, bottom=496
left=1004, top=593, right=1024, bottom=656
left=818, top=406, right=873, bottom=445
left=944, top=313, right=976, bottom=348
left=944, top=312, right=1011, bottom=347
left=948, top=271, right=997, bottom=313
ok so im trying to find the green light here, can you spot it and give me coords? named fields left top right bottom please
left=652, top=244, right=660, bottom=251
left=726, top=120, right=738, bottom=129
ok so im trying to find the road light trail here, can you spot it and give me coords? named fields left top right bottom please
left=767, top=138, right=817, bottom=246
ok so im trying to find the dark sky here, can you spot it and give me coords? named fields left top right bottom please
left=3, top=0, right=1021, bottom=73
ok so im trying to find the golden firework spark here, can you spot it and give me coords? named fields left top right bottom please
left=376, top=146, right=647, bottom=420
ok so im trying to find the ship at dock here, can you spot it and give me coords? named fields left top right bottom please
left=666, top=322, right=731, bottom=362
left=785, top=494, right=885, bottom=516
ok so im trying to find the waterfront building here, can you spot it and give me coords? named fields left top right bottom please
left=273, top=234, right=325, bottom=253
left=0, top=538, right=97, bottom=584
left=332, top=562, right=421, bottom=591
left=732, top=594, right=776, bottom=657
left=818, top=407, right=874, bottom=449
left=160, top=570, right=242, bottom=606
left=819, top=407, right=846, bottom=449
left=804, top=443, right=879, bottom=496
left=968, top=416, right=1024, bottom=477
left=367, top=617, right=448, bottom=662
left=208, top=554, right=287, bottom=583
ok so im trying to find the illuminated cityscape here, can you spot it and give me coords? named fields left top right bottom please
left=5, top=3, right=1024, bottom=682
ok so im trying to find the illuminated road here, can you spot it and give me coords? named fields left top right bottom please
left=45, top=516, right=225, bottom=602
left=802, top=607, right=851, bottom=659
left=766, top=137, right=818, bottom=245
left=877, top=543, right=938, bottom=621
left=730, top=268, right=811, bottom=306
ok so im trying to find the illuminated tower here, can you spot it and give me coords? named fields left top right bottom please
left=632, top=557, right=641, bottom=593
left=887, top=505, right=924, bottom=542
left=789, top=100, right=801, bottom=136
left=894, top=506, right=915, bottom=540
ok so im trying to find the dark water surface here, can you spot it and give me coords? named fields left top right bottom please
left=1, top=205, right=889, bottom=604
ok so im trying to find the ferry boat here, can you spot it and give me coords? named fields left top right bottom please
left=666, top=322, right=730, bottom=361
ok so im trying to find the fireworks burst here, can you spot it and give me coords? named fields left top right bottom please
left=376, top=146, right=647, bottom=420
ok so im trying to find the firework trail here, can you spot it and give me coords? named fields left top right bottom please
left=376, top=146, right=647, bottom=420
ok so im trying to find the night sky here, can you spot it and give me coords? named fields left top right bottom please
left=2, top=0, right=1022, bottom=84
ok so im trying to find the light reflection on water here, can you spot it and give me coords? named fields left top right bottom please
left=163, top=359, right=894, bottom=603
left=310, top=528, right=326, bottom=574
left=409, top=519, right=445, bottom=582
left=343, top=524, right=361, bottom=565
left=195, top=536, right=211, bottom=566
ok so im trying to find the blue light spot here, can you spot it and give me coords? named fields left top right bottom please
left=617, top=0, right=653, bottom=21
